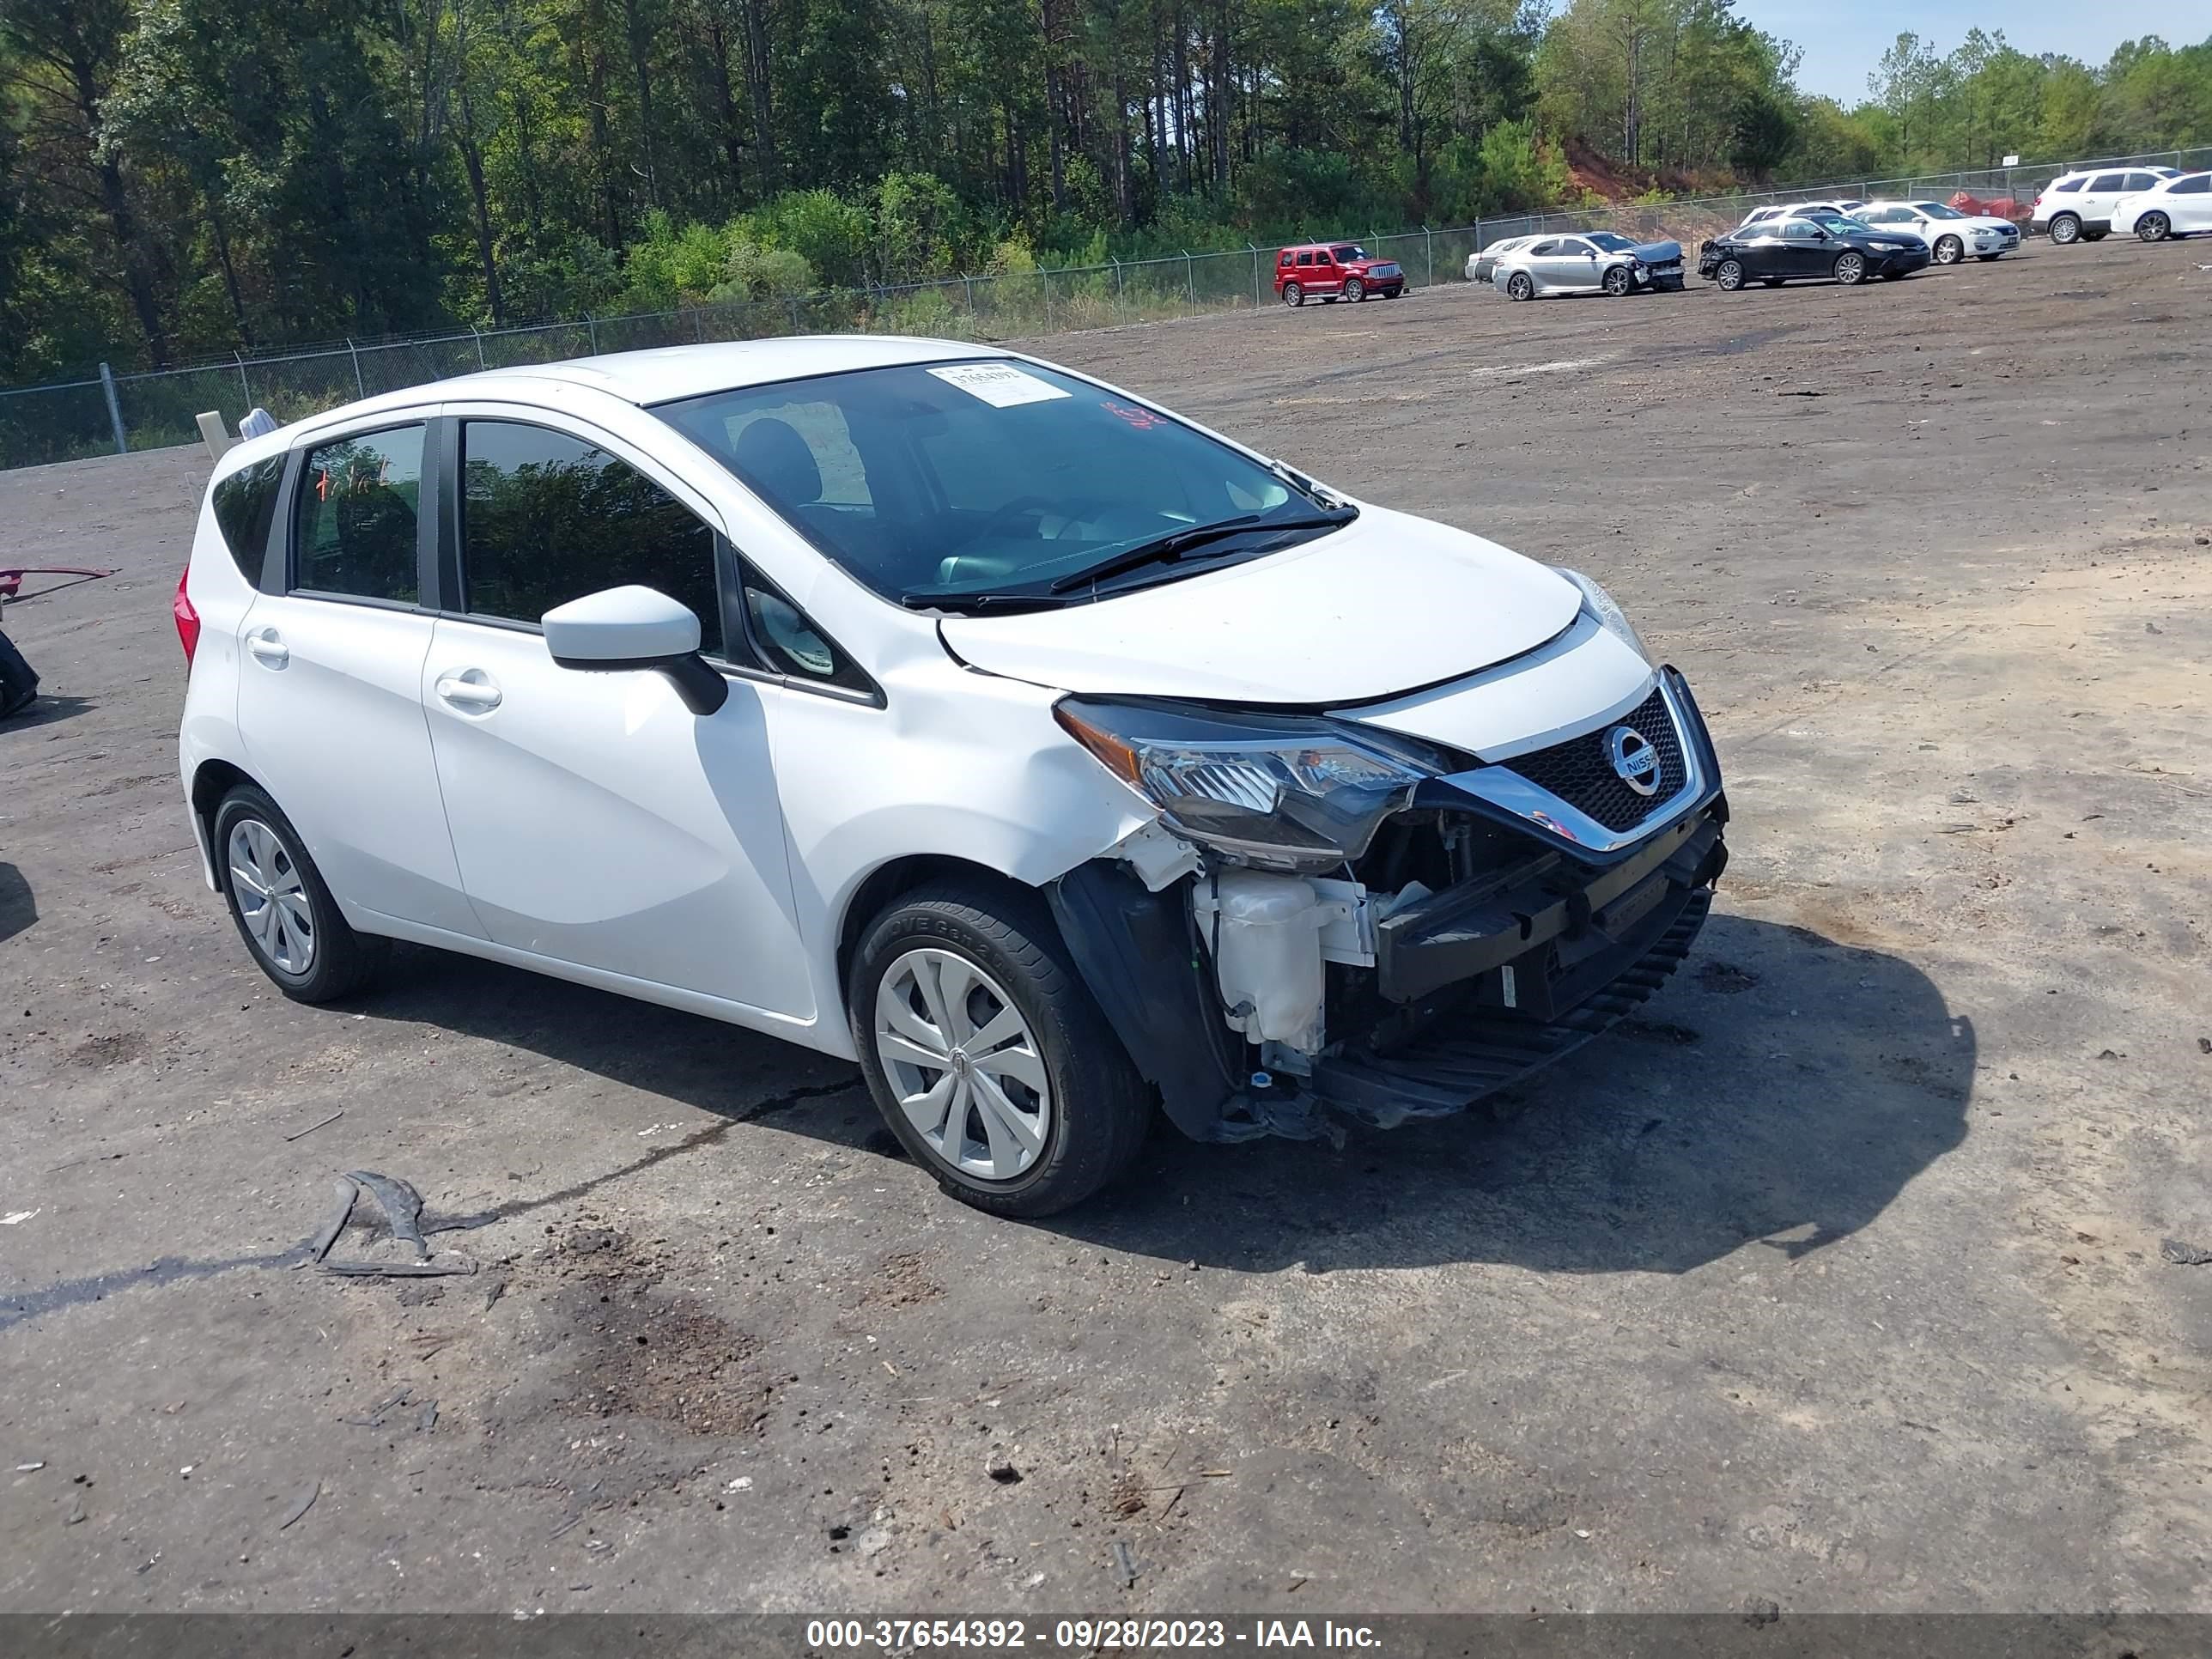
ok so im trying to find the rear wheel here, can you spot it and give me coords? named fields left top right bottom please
left=1601, top=264, right=1633, bottom=296
left=850, top=881, right=1150, bottom=1218
left=1833, top=251, right=1867, bottom=286
left=214, top=784, right=385, bottom=1003
left=1506, top=271, right=1534, bottom=301
left=2048, top=214, right=2081, bottom=246
left=2138, top=212, right=2171, bottom=243
left=1281, top=282, right=1304, bottom=307
left=1714, top=259, right=1746, bottom=291
left=1932, top=234, right=1964, bottom=265
left=1342, top=276, right=1366, bottom=302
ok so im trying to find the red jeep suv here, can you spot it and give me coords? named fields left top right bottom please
left=1274, top=242, right=1407, bottom=306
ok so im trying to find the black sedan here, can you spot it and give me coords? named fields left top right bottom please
left=1698, top=215, right=1930, bottom=289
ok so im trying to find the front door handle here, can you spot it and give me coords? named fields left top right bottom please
left=434, top=670, right=502, bottom=711
left=246, top=629, right=289, bottom=668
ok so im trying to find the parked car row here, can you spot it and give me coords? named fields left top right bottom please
left=2030, top=167, right=2193, bottom=243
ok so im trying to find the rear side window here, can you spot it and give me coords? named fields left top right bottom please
left=295, top=426, right=425, bottom=604
left=1296, top=252, right=1313, bottom=267
left=2088, top=173, right=2125, bottom=191
left=211, top=456, right=283, bottom=583
left=458, top=419, right=722, bottom=654
left=2052, top=177, right=2081, bottom=193
left=2171, top=174, right=2210, bottom=194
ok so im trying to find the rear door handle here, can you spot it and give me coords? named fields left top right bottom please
left=434, top=670, right=502, bottom=711
left=246, top=630, right=289, bottom=668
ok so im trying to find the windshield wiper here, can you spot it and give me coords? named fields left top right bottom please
left=898, top=589, right=1080, bottom=614
left=1044, top=511, right=1352, bottom=595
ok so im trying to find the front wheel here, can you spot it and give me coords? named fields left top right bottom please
left=1933, top=235, right=1964, bottom=265
left=1714, top=259, right=1746, bottom=291
left=2138, top=212, right=2171, bottom=243
left=1341, top=276, right=1366, bottom=302
left=1833, top=252, right=1867, bottom=286
left=1505, top=271, right=1534, bottom=301
left=1601, top=264, right=1633, bottom=296
left=850, top=881, right=1150, bottom=1218
left=1281, top=282, right=1304, bottom=307
left=214, top=784, right=386, bottom=1002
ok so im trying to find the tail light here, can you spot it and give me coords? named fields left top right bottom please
left=173, top=565, right=200, bottom=665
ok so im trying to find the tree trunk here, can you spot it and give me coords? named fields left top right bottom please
left=704, top=12, right=747, bottom=194
left=208, top=202, right=252, bottom=348
left=620, top=0, right=660, bottom=208
left=1207, top=0, right=1228, bottom=194
left=741, top=0, right=778, bottom=190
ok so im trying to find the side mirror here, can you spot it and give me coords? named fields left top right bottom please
left=543, top=585, right=728, bottom=716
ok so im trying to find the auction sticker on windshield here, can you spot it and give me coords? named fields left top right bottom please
left=928, top=362, right=1072, bottom=407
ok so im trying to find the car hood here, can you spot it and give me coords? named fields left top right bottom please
left=936, top=506, right=1583, bottom=706
left=1632, top=240, right=1681, bottom=262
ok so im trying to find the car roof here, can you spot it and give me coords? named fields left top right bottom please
left=270, top=335, right=1006, bottom=443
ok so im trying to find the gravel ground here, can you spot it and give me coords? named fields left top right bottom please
left=3, top=240, right=2209, bottom=1616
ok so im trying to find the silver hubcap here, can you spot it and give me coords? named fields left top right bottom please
left=2054, top=220, right=2077, bottom=243
left=1838, top=256, right=1862, bottom=281
left=228, top=817, right=316, bottom=975
left=874, top=948, right=1051, bottom=1182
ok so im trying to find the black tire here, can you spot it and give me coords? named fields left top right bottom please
left=2138, top=212, right=2170, bottom=243
left=1506, top=271, right=1534, bottom=301
left=213, top=784, right=385, bottom=1003
left=848, top=879, right=1150, bottom=1218
left=2049, top=214, right=2081, bottom=246
left=1833, top=251, right=1866, bottom=286
left=1281, top=282, right=1304, bottom=307
left=1933, top=234, right=1964, bottom=265
left=1715, top=259, right=1746, bottom=291
left=1342, top=276, right=1365, bottom=301
left=1601, top=264, right=1632, bottom=295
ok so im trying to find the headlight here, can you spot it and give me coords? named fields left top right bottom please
left=1553, top=568, right=1651, bottom=664
left=1054, top=699, right=1436, bottom=872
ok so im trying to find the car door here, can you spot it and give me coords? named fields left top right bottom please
left=2079, top=172, right=2129, bottom=226
left=1557, top=237, right=1606, bottom=291
left=234, top=417, right=483, bottom=937
left=1310, top=248, right=1341, bottom=295
left=420, top=408, right=812, bottom=1018
left=1734, top=223, right=1784, bottom=278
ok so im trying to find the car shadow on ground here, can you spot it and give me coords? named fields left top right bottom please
left=0, top=861, right=33, bottom=945
left=0, top=692, right=94, bottom=733
left=364, top=909, right=1970, bottom=1279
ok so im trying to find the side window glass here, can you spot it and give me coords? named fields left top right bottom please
left=2172, top=175, right=2210, bottom=194
left=737, top=561, right=872, bottom=696
left=2088, top=173, right=2124, bottom=191
left=459, top=420, right=721, bottom=654
left=212, top=455, right=284, bottom=583
left=1278, top=252, right=1293, bottom=267
left=2053, top=177, right=2081, bottom=192
left=2124, top=173, right=2156, bottom=191
left=295, top=426, right=425, bottom=604
left=1296, top=252, right=1313, bottom=267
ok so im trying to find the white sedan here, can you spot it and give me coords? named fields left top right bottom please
left=1854, top=201, right=2021, bottom=264
left=1466, top=235, right=1539, bottom=284
left=2112, top=172, right=2212, bottom=240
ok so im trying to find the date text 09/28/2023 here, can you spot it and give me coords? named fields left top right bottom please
left=805, top=1617, right=1384, bottom=1650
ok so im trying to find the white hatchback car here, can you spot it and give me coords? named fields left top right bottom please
left=1853, top=201, right=2021, bottom=264
left=2111, top=171, right=2212, bottom=240
left=176, top=338, right=1729, bottom=1214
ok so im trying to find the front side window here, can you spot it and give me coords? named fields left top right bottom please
left=212, top=455, right=284, bottom=582
left=2123, top=173, right=2157, bottom=191
left=459, top=420, right=721, bottom=654
left=657, top=360, right=1350, bottom=610
left=295, top=425, right=425, bottom=604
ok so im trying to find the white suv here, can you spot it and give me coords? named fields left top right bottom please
left=2032, top=166, right=2178, bottom=244
left=176, top=338, right=1728, bottom=1215
left=1854, top=200, right=2021, bottom=264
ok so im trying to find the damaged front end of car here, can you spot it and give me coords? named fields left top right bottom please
left=1044, top=669, right=1728, bottom=1143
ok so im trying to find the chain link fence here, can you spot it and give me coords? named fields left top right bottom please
left=5, top=144, right=2207, bottom=473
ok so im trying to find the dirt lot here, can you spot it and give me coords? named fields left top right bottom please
left=3, top=241, right=2209, bottom=1617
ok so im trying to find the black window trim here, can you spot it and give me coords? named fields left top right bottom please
left=284, top=416, right=438, bottom=612
left=434, top=407, right=881, bottom=708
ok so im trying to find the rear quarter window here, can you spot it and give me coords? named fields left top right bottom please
left=210, top=456, right=285, bottom=583
left=2052, top=178, right=2081, bottom=193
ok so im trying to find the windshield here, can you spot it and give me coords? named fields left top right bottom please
left=1808, top=213, right=1864, bottom=234
left=1584, top=232, right=1638, bottom=252
left=1331, top=245, right=1367, bottom=262
left=1915, top=202, right=1966, bottom=219
left=655, top=360, right=1352, bottom=609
